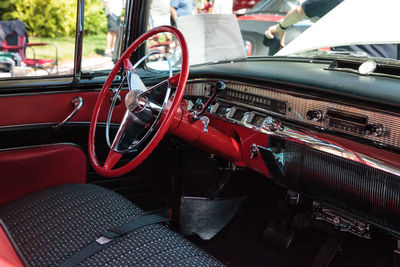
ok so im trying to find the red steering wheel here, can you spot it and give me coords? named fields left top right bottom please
left=89, top=26, right=189, bottom=177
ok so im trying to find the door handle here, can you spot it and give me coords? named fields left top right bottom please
left=53, top=96, right=83, bottom=129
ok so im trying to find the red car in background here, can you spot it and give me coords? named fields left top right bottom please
left=236, top=0, right=311, bottom=56
left=233, top=0, right=261, bottom=12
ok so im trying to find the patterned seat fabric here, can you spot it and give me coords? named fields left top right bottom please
left=0, top=184, right=224, bottom=267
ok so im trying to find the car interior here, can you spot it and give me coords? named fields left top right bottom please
left=1, top=0, right=400, bottom=266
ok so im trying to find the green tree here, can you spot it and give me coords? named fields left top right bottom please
left=84, top=0, right=107, bottom=35
left=0, top=0, right=107, bottom=37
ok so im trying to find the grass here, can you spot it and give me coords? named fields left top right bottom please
left=27, top=34, right=106, bottom=64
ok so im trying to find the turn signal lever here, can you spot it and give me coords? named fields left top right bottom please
left=188, top=81, right=226, bottom=122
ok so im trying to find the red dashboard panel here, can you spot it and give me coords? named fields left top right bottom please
left=169, top=108, right=245, bottom=166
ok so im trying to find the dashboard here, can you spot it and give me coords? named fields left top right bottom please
left=184, top=79, right=400, bottom=151
left=179, top=74, right=400, bottom=238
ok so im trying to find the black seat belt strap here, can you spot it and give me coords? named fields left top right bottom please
left=59, top=214, right=169, bottom=267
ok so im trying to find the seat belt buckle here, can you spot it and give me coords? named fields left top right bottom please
left=96, top=236, right=112, bottom=245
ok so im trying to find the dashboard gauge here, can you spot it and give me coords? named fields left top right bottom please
left=216, top=105, right=229, bottom=116
left=220, top=89, right=287, bottom=115
left=233, top=109, right=246, bottom=121
left=228, top=107, right=246, bottom=121
left=211, top=102, right=231, bottom=117
left=251, top=115, right=265, bottom=127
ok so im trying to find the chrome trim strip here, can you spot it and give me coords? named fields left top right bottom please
left=261, top=123, right=400, bottom=177
left=0, top=122, right=119, bottom=130
left=73, top=0, right=85, bottom=81
left=0, top=87, right=131, bottom=98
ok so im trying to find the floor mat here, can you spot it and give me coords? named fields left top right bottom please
left=196, top=202, right=323, bottom=266
left=179, top=196, right=243, bottom=240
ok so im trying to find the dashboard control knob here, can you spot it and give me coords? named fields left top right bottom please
left=200, top=116, right=210, bottom=133
left=306, top=110, right=323, bottom=122
left=365, top=124, right=384, bottom=137
left=262, top=116, right=281, bottom=131
left=250, top=144, right=259, bottom=159
left=195, top=98, right=204, bottom=110
left=216, top=81, right=226, bottom=92
left=185, top=100, right=194, bottom=111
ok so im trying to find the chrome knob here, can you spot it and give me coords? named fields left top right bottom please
left=250, top=144, right=259, bottom=159
left=366, top=124, right=384, bottom=137
left=200, top=116, right=210, bottom=133
left=262, top=116, right=281, bottom=131
left=306, top=110, right=323, bottom=122
left=195, top=98, right=204, bottom=110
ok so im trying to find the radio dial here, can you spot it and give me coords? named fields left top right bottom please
left=366, top=124, right=384, bottom=137
left=306, top=110, right=323, bottom=122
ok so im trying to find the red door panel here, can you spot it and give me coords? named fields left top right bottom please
left=0, top=90, right=128, bottom=127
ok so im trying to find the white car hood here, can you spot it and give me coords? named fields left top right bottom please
left=276, top=0, right=400, bottom=56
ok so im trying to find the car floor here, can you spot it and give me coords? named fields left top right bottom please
left=192, top=200, right=394, bottom=267
left=186, top=173, right=395, bottom=267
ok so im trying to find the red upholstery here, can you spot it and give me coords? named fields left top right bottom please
left=0, top=225, right=23, bottom=267
left=0, top=91, right=127, bottom=127
left=0, top=144, right=87, bottom=206
left=1, top=32, right=57, bottom=71
left=23, top=58, right=54, bottom=66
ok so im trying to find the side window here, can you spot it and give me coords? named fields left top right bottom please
left=81, top=0, right=126, bottom=74
left=0, top=0, right=77, bottom=78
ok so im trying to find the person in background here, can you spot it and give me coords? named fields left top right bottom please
left=104, top=0, right=123, bottom=57
left=264, top=0, right=399, bottom=59
left=204, top=0, right=213, bottom=13
left=149, top=0, right=171, bottom=28
left=170, top=0, right=193, bottom=27
left=212, top=0, right=233, bottom=14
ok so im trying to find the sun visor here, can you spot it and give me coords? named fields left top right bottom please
left=276, top=0, right=400, bottom=56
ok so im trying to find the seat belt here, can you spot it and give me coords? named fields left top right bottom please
left=59, top=214, right=169, bottom=267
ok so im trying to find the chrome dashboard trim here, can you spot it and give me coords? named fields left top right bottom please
left=260, top=123, right=400, bottom=177
left=0, top=122, right=119, bottom=130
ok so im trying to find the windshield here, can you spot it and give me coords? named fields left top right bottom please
left=146, top=0, right=400, bottom=71
left=247, top=0, right=300, bottom=15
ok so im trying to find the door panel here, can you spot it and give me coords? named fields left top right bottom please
left=0, top=90, right=128, bottom=127
left=0, top=88, right=174, bottom=211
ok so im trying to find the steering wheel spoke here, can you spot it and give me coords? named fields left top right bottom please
left=168, top=73, right=181, bottom=87
left=111, top=106, right=157, bottom=153
left=104, top=150, right=123, bottom=170
left=127, top=69, right=147, bottom=93
left=123, top=58, right=134, bottom=71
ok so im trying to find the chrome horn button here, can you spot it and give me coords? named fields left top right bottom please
left=125, top=90, right=148, bottom=112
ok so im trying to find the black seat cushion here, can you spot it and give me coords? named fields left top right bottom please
left=0, top=184, right=223, bottom=266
